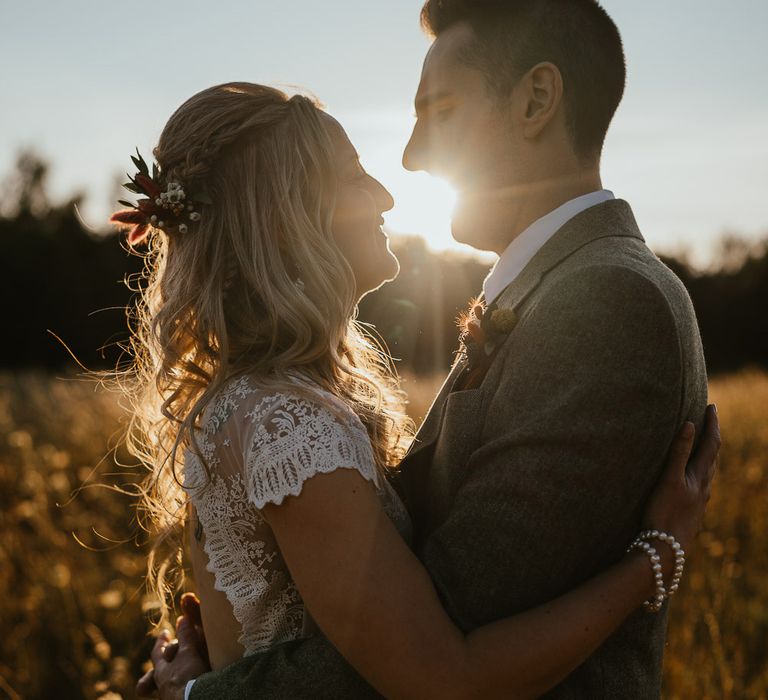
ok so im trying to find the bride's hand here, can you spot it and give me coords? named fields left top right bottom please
left=642, top=404, right=721, bottom=554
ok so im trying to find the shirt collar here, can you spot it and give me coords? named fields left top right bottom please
left=483, top=189, right=615, bottom=304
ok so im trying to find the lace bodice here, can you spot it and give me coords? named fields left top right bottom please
left=183, top=374, right=411, bottom=658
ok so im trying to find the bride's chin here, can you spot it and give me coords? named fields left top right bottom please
left=357, top=254, right=400, bottom=301
left=384, top=250, right=400, bottom=281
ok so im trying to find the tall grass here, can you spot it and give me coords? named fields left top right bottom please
left=0, top=374, right=150, bottom=699
left=664, top=371, right=768, bottom=700
left=0, top=370, right=765, bottom=699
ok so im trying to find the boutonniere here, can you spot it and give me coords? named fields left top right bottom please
left=457, top=298, right=518, bottom=382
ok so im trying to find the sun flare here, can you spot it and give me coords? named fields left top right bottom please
left=385, top=172, right=458, bottom=250
left=364, top=161, right=459, bottom=251
left=330, top=109, right=487, bottom=257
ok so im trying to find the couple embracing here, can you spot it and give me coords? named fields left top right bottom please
left=118, top=2, right=720, bottom=698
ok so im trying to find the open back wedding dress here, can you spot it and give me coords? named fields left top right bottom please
left=183, top=374, right=412, bottom=669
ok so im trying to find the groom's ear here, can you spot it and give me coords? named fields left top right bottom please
left=519, top=62, right=564, bottom=140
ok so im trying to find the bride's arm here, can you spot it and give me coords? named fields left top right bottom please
left=263, top=407, right=718, bottom=700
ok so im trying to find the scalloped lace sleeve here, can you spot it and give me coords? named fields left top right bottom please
left=183, top=375, right=410, bottom=658
left=244, top=391, right=381, bottom=510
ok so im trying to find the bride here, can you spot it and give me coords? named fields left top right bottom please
left=115, top=83, right=719, bottom=699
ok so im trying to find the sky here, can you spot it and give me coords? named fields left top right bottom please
left=2, top=0, right=767, bottom=267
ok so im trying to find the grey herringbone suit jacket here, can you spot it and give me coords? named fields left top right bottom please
left=190, top=200, right=708, bottom=699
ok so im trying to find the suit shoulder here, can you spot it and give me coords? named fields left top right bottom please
left=541, top=256, right=673, bottom=316
left=554, top=236, right=697, bottom=323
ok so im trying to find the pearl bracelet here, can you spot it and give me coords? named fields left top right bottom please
left=627, top=529, right=687, bottom=613
left=627, top=540, right=667, bottom=612
left=636, top=529, right=686, bottom=597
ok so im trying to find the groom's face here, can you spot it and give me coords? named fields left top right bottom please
left=403, top=22, right=527, bottom=248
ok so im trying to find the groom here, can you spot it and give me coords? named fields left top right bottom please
left=147, top=1, right=710, bottom=697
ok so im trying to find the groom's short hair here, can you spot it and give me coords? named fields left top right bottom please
left=420, top=0, right=626, bottom=161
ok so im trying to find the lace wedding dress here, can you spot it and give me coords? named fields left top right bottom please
left=183, top=373, right=412, bottom=660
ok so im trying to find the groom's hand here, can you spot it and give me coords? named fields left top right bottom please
left=136, top=594, right=210, bottom=699
left=175, top=592, right=210, bottom=665
left=137, top=616, right=210, bottom=699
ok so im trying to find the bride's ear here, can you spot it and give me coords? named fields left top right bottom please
left=519, top=62, right=564, bottom=140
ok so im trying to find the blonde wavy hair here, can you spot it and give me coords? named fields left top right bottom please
left=121, top=83, right=413, bottom=631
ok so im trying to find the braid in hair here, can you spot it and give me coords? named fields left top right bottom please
left=153, top=82, right=293, bottom=189
left=152, top=84, right=301, bottom=294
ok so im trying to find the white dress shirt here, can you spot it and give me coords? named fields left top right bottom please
left=482, top=189, right=615, bottom=304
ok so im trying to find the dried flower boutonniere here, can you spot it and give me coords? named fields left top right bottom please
left=456, top=298, right=518, bottom=390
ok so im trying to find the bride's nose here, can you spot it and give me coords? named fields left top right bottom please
left=371, top=177, right=395, bottom=214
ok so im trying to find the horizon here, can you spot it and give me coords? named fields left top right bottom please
left=2, top=0, right=766, bottom=267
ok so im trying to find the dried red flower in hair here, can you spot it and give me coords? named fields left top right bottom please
left=108, top=149, right=210, bottom=248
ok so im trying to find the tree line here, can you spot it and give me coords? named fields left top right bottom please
left=2, top=152, right=766, bottom=376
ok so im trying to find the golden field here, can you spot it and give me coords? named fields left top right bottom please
left=0, top=370, right=766, bottom=699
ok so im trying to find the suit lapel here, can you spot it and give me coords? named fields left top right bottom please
left=403, top=199, right=644, bottom=465
left=405, top=356, right=467, bottom=460
left=495, top=199, right=644, bottom=312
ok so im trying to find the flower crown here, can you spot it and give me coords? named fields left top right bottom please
left=109, top=149, right=211, bottom=247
